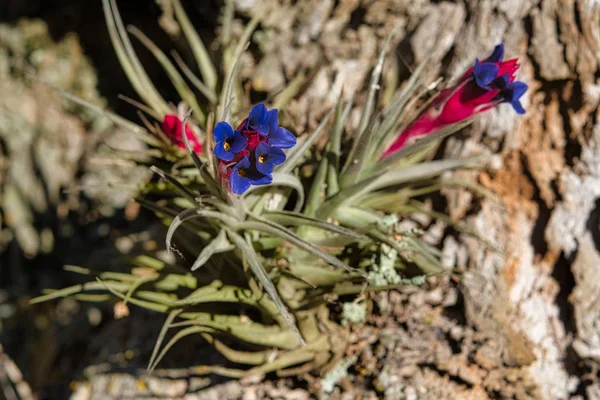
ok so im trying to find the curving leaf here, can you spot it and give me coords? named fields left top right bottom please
left=279, top=109, right=334, bottom=174
left=225, top=229, right=306, bottom=346
left=190, top=229, right=233, bottom=271
left=238, top=219, right=368, bottom=278
left=165, top=208, right=238, bottom=256
left=172, top=0, right=218, bottom=91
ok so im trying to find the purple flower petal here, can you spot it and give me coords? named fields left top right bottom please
left=473, top=59, right=499, bottom=90
left=214, top=121, right=233, bottom=143
left=485, top=44, right=504, bottom=63
left=268, top=147, right=286, bottom=165
left=266, top=109, right=279, bottom=134
left=230, top=171, right=251, bottom=194
left=248, top=103, right=269, bottom=136
left=251, top=173, right=272, bottom=186
left=511, top=81, right=528, bottom=99
left=230, top=130, right=248, bottom=153
left=214, top=142, right=234, bottom=161
left=512, top=100, right=526, bottom=114
left=269, top=127, right=296, bottom=148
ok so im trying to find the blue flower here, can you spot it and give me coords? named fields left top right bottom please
left=230, top=156, right=272, bottom=195
left=214, top=122, right=248, bottom=161
left=255, top=142, right=286, bottom=175
left=247, top=103, right=276, bottom=136
left=473, top=59, right=499, bottom=90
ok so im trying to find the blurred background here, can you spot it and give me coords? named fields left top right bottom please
left=1, top=0, right=599, bottom=399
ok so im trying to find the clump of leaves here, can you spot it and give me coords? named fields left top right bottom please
left=33, top=0, right=526, bottom=379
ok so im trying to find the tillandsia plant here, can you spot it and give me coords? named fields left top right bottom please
left=32, top=0, right=528, bottom=380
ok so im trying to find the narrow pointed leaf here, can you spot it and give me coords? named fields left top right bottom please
left=165, top=208, right=238, bottom=255
left=225, top=229, right=306, bottom=346
left=127, top=26, right=206, bottom=125
left=150, top=166, right=197, bottom=204
left=327, top=93, right=354, bottom=196
left=262, top=211, right=367, bottom=240
left=148, top=309, right=183, bottom=373
left=244, top=172, right=305, bottom=213
left=279, top=109, right=334, bottom=174
left=238, top=219, right=368, bottom=278
left=191, top=230, right=232, bottom=271
left=149, top=326, right=213, bottom=374
left=172, top=0, right=218, bottom=91
left=172, top=50, right=217, bottom=104
left=341, top=31, right=394, bottom=185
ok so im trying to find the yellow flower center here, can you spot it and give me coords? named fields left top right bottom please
left=238, top=169, right=247, bottom=177
left=224, top=141, right=231, bottom=151
left=258, top=155, right=266, bottom=163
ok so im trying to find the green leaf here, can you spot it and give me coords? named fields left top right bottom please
left=103, top=0, right=169, bottom=115
left=356, top=30, right=395, bottom=140
left=367, top=156, right=487, bottom=192
left=149, top=326, right=214, bottom=374
left=165, top=208, right=238, bottom=255
left=304, top=151, right=329, bottom=217
left=225, top=229, right=306, bottom=346
left=327, top=93, right=355, bottom=197
left=372, top=57, right=432, bottom=153
left=261, top=211, right=367, bottom=241
left=340, top=31, right=395, bottom=187
left=33, top=77, right=159, bottom=146
left=190, top=229, right=233, bottom=271
left=148, top=309, right=183, bottom=373
left=238, top=219, right=368, bottom=278
left=180, top=112, right=224, bottom=199
left=150, top=165, right=197, bottom=204
left=172, top=0, right=218, bottom=91
left=127, top=26, right=206, bottom=125
left=244, top=172, right=305, bottom=213
left=218, top=17, right=260, bottom=123
left=171, top=50, right=218, bottom=104
left=279, top=109, right=334, bottom=174
left=318, top=157, right=486, bottom=218
left=30, top=281, right=130, bottom=304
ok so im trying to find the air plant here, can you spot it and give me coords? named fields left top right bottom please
left=32, top=0, right=527, bottom=381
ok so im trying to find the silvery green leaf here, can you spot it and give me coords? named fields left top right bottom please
left=328, top=93, right=355, bottom=196
left=190, top=229, right=233, bottom=271
left=128, top=26, right=205, bottom=125
left=238, top=219, right=368, bottom=278
left=166, top=208, right=238, bottom=256
left=148, top=309, right=183, bottom=373
left=225, top=229, right=306, bottom=346
left=340, top=30, right=394, bottom=186
left=103, top=0, right=169, bottom=115
left=172, top=0, right=218, bottom=91
left=278, top=109, right=334, bottom=174
left=261, top=211, right=367, bottom=241
left=150, top=166, right=197, bottom=204
left=243, top=172, right=304, bottom=213
left=371, top=120, right=471, bottom=175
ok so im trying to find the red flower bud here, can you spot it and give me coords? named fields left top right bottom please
left=161, top=114, right=203, bottom=153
